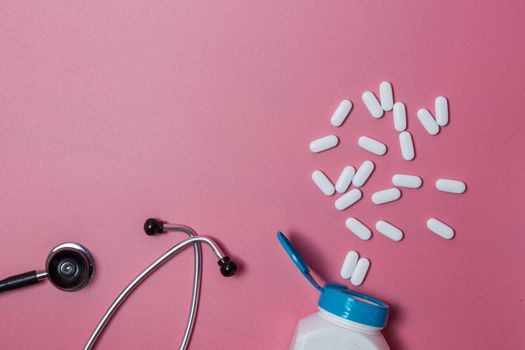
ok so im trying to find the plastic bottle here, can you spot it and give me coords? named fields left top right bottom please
left=277, top=232, right=390, bottom=350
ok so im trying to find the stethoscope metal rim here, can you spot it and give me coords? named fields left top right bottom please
left=45, top=242, right=95, bottom=292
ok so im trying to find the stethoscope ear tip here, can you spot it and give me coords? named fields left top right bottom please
left=144, top=218, right=164, bottom=235
left=218, top=256, right=237, bottom=277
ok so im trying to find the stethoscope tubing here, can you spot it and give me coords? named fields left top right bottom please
left=84, top=235, right=224, bottom=350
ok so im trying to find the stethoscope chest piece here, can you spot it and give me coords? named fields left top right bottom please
left=46, top=243, right=95, bottom=292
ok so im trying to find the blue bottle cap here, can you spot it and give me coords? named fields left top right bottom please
left=277, top=231, right=389, bottom=328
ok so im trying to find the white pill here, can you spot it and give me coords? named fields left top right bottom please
left=393, top=102, right=407, bottom=132
left=310, top=135, right=339, bottom=153
left=375, top=220, right=403, bottom=241
left=371, top=188, right=401, bottom=205
left=392, top=174, right=422, bottom=188
left=358, top=136, right=387, bottom=156
left=345, top=218, right=372, bottom=240
left=417, top=108, right=440, bottom=135
left=399, top=131, right=415, bottom=161
left=350, top=258, right=370, bottom=286
left=435, top=96, right=449, bottom=126
left=379, top=81, right=394, bottom=111
left=427, top=218, right=455, bottom=240
left=330, top=99, right=352, bottom=127
left=435, top=179, right=466, bottom=194
left=335, top=189, right=362, bottom=211
left=352, top=160, right=374, bottom=187
left=335, top=166, right=356, bottom=193
left=362, top=91, right=384, bottom=118
left=340, top=250, right=359, bottom=279
left=312, top=170, right=335, bottom=196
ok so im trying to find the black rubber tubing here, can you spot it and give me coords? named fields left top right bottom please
left=0, top=270, right=40, bottom=293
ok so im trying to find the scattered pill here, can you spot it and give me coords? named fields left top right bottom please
left=399, top=131, right=415, bottom=160
left=427, top=218, right=455, bottom=239
left=435, top=96, right=449, bottom=126
left=375, top=220, right=403, bottom=241
left=330, top=99, right=353, bottom=127
left=340, top=250, right=359, bottom=279
left=352, top=160, right=375, bottom=187
left=371, top=188, right=401, bottom=205
left=358, top=136, right=387, bottom=156
left=393, top=102, right=407, bottom=132
left=362, top=91, right=384, bottom=118
left=379, top=81, right=394, bottom=111
left=417, top=108, right=440, bottom=135
left=392, top=174, right=422, bottom=188
left=335, top=189, right=362, bottom=211
left=350, top=258, right=370, bottom=286
left=310, top=135, right=339, bottom=153
left=335, top=166, right=356, bottom=193
left=345, top=218, right=372, bottom=240
left=312, top=170, right=335, bottom=196
left=435, top=178, right=466, bottom=194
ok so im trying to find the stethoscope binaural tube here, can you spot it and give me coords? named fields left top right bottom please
left=0, top=242, right=95, bottom=293
left=83, top=219, right=237, bottom=350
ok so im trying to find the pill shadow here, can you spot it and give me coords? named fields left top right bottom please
left=286, top=231, right=332, bottom=285
left=382, top=301, right=406, bottom=350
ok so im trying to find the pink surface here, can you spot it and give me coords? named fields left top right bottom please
left=1, top=1, right=524, bottom=349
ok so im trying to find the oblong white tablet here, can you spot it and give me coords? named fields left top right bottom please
left=350, top=258, right=370, bottom=286
left=427, top=218, right=454, bottom=240
left=417, top=108, right=440, bottom=135
left=335, top=189, right=362, bottom=211
left=435, top=179, right=466, bottom=194
left=312, top=170, right=335, bottom=196
left=340, top=250, right=359, bottom=279
left=393, top=102, right=407, bottom=132
left=375, top=220, right=403, bottom=241
left=331, top=99, right=352, bottom=127
left=371, top=188, right=401, bottom=205
left=392, top=174, right=422, bottom=188
left=435, top=96, right=449, bottom=126
left=399, top=131, right=415, bottom=161
left=358, top=136, right=387, bottom=156
left=345, top=218, right=372, bottom=240
left=379, top=81, right=394, bottom=111
left=362, top=91, right=384, bottom=118
left=352, top=161, right=374, bottom=187
left=335, top=166, right=356, bottom=193
left=309, top=135, right=339, bottom=153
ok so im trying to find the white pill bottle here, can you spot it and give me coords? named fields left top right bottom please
left=278, top=232, right=390, bottom=350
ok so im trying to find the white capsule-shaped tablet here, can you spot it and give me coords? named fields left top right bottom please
left=362, top=91, right=384, bottom=118
left=358, top=136, right=387, bottom=156
left=312, top=170, right=335, bottom=196
left=335, top=166, right=356, bottom=193
left=427, top=218, right=455, bottom=239
left=399, top=131, right=415, bottom=161
left=350, top=258, right=370, bottom=286
left=392, top=174, right=422, bottom=188
left=375, top=220, right=403, bottom=241
left=330, top=99, right=352, bottom=127
left=345, top=218, right=372, bottom=240
left=371, top=188, right=401, bottom=205
left=379, top=81, right=394, bottom=111
left=340, top=250, right=359, bottom=279
left=417, top=108, right=440, bottom=135
left=435, top=178, right=466, bottom=194
left=335, top=189, right=362, bottom=211
left=352, top=161, right=374, bottom=187
left=393, top=102, right=407, bottom=132
left=309, top=135, right=339, bottom=153
left=435, top=96, right=449, bottom=126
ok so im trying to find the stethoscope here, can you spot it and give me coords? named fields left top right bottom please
left=0, top=218, right=238, bottom=350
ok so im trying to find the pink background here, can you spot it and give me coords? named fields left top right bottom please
left=1, top=1, right=524, bottom=349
